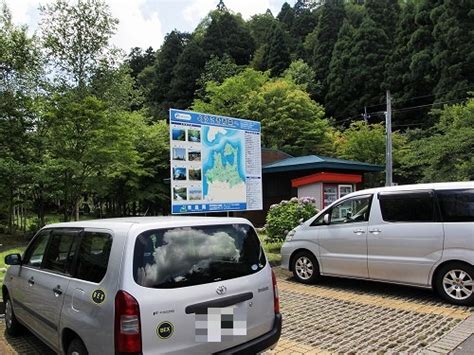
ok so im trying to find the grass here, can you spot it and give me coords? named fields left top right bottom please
left=258, top=232, right=283, bottom=266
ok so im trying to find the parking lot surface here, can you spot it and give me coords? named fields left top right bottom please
left=0, top=268, right=472, bottom=354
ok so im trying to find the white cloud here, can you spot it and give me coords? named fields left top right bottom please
left=3, top=0, right=163, bottom=51
left=107, top=0, right=163, bottom=51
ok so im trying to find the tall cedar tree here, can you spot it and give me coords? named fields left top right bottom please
left=311, top=0, right=345, bottom=100
left=384, top=1, right=421, bottom=124
left=291, top=4, right=318, bottom=59
left=146, top=31, right=188, bottom=118
left=432, top=0, right=474, bottom=103
left=201, top=12, right=255, bottom=65
left=169, top=40, right=207, bottom=110
left=260, top=22, right=292, bottom=76
left=325, top=20, right=357, bottom=119
left=364, top=0, right=400, bottom=41
left=402, top=0, right=443, bottom=123
left=277, top=2, right=295, bottom=31
left=348, top=15, right=390, bottom=119
left=126, top=47, right=155, bottom=80
left=248, top=10, right=278, bottom=49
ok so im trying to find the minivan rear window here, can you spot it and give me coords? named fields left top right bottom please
left=437, top=189, right=474, bottom=222
left=133, top=224, right=266, bottom=289
left=379, top=191, right=435, bottom=222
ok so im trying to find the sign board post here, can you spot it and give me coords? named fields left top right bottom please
left=169, top=109, right=262, bottom=214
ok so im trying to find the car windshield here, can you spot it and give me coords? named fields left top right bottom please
left=133, top=224, right=266, bottom=289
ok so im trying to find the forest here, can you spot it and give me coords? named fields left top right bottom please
left=1, top=0, right=473, bottom=234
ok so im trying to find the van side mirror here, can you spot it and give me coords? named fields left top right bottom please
left=5, top=253, right=21, bottom=266
left=323, top=214, right=330, bottom=225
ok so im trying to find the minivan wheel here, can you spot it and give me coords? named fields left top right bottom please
left=435, top=262, right=474, bottom=306
left=292, top=251, right=320, bottom=284
left=4, top=295, right=23, bottom=336
left=67, top=337, right=88, bottom=355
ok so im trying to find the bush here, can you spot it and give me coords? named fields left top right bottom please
left=265, top=197, right=318, bottom=242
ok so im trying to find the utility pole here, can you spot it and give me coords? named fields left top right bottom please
left=361, top=106, right=370, bottom=123
left=385, top=90, right=393, bottom=186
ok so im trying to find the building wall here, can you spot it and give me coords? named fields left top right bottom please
left=297, top=183, right=323, bottom=210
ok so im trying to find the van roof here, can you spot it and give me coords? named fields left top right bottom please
left=44, top=216, right=251, bottom=230
left=347, top=181, right=474, bottom=198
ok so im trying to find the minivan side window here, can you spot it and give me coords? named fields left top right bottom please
left=42, top=230, right=77, bottom=274
left=329, top=195, right=372, bottom=225
left=437, top=189, right=474, bottom=222
left=379, top=191, right=435, bottom=222
left=23, top=230, right=51, bottom=268
left=74, top=232, right=112, bottom=283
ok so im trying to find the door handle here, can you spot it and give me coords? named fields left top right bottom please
left=53, top=286, right=63, bottom=296
left=369, top=229, right=382, bottom=235
left=353, top=229, right=366, bottom=234
left=28, top=277, right=35, bottom=286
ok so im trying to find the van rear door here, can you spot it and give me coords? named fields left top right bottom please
left=127, top=223, right=275, bottom=354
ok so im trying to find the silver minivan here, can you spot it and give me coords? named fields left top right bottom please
left=281, top=182, right=474, bottom=306
left=3, top=217, right=281, bottom=354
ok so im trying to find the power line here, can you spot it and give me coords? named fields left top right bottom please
left=334, top=96, right=470, bottom=124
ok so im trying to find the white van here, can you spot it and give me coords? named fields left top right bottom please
left=3, top=217, right=281, bottom=354
left=281, top=182, right=474, bottom=306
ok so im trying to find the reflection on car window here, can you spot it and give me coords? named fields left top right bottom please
left=330, top=196, right=371, bottom=225
left=75, top=232, right=112, bottom=283
left=42, top=230, right=76, bottom=274
left=23, top=230, right=51, bottom=268
left=133, top=224, right=266, bottom=289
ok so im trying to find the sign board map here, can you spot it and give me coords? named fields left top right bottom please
left=170, top=109, right=262, bottom=214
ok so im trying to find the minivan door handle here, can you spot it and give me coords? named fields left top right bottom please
left=53, top=286, right=63, bottom=296
left=28, top=277, right=35, bottom=286
left=353, top=229, right=366, bottom=235
left=369, top=229, right=382, bottom=235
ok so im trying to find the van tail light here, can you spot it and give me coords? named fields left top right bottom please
left=271, top=269, right=280, bottom=314
left=115, top=290, right=142, bottom=354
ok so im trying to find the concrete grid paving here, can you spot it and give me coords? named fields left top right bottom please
left=0, top=267, right=472, bottom=354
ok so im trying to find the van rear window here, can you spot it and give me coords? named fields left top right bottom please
left=133, top=224, right=266, bottom=289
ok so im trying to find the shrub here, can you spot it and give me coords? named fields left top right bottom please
left=265, top=197, right=318, bottom=242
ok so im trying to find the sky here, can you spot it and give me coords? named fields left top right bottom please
left=4, top=0, right=296, bottom=52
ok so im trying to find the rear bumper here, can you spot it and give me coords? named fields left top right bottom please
left=215, top=313, right=282, bottom=355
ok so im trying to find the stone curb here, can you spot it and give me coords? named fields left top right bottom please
left=419, top=315, right=474, bottom=354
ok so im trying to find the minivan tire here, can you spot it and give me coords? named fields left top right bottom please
left=435, top=262, right=474, bottom=306
left=292, top=251, right=320, bottom=284
left=4, top=294, right=23, bottom=336
left=67, top=337, right=88, bottom=355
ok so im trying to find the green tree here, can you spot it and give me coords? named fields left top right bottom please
left=325, top=20, right=356, bottom=119
left=248, top=10, right=278, bottom=49
left=348, top=15, right=390, bottom=118
left=400, top=99, right=474, bottom=182
left=310, top=0, right=345, bottom=99
left=364, top=0, right=400, bottom=41
left=142, top=31, right=189, bottom=118
left=169, top=40, right=207, bottom=110
left=0, top=1, right=42, bottom=232
left=201, top=11, right=255, bottom=65
left=39, top=0, right=118, bottom=89
left=195, top=54, right=242, bottom=99
left=283, top=59, right=320, bottom=97
left=44, top=95, right=143, bottom=221
left=193, top=68, right=270, bottom=117
left=259, top=22, right=291, bottom=76
left=335, top=121, right=407, bottom=185
left=277, top=2, right=295, bottom=31
left=432, top=0, right=474, bottom=102
left=384, top=1, right=426, bottom=125
left=126, top=46, right=155, bottom=80
left=246, top=79, right=334, bottom=156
